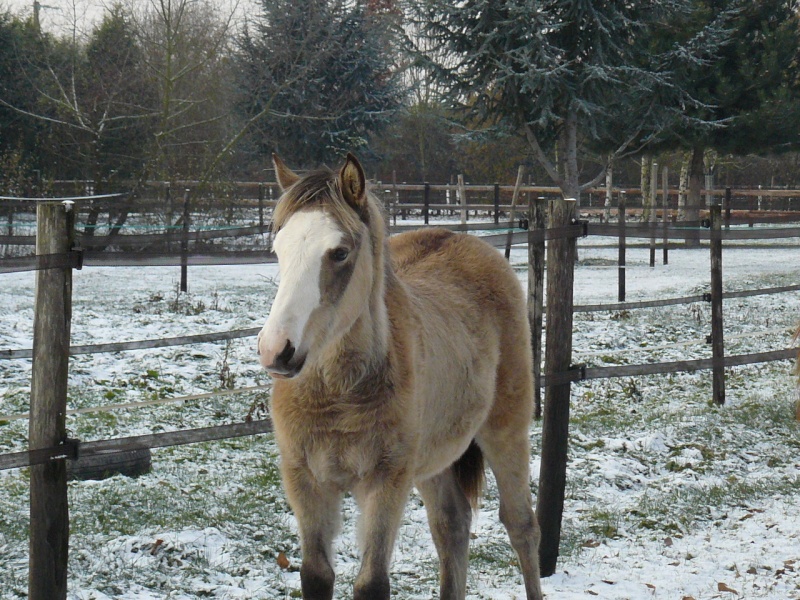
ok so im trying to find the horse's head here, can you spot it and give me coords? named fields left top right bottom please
left=258, top=153, right=380, bottom=379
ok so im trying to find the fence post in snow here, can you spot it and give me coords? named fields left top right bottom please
left=29, top=200, right=74, bottom=600
left=505, top=165, right=526, bottom=260
left=258, top=183, right=265, bottom=228
left=650, top=162, right=658, bottom=268
left=180, top=189, right=190, bottom=293
left=618, top=191, right=626, bottom=302
left=527, top=196, right=546, bottom=420
left=493, top=183, right=500, bottom=225
left=423, top=183, right=430, bottom=226
left=537, top=197, right=577, bottom=577
left=457, top=175, right=467, bottom=224
left=723, top=187, right=732, bottom=230
left=662, top=166, right=669, bottom=265
left=710, top=204, right=725, bottom=406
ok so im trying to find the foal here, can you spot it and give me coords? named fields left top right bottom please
left=257, top=153, right=543, bottom=600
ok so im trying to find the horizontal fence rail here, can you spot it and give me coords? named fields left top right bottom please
left=0, top=384, right=271, bottom=423
left=542, top=347, right=798, bottom=387
left=0, top=418, right=273, bottom=471
left=0, top=327, right=261, bottom=360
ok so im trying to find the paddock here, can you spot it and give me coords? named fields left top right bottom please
left=0, top=192, right=798, bottom=599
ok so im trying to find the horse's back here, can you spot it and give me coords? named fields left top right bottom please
left=389, top=227, right=526, bottom=319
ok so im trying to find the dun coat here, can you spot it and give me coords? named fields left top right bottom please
left=257, top=154, right=544, bottom=600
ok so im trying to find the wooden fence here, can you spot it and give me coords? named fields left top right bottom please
left=0, top=193, right=798, bottom=595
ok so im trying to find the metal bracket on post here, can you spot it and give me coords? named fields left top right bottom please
left=570, top=363, right=587, bottom=381
left=572, top=218, right=589, bottom=237
left=61, top=438, right=80, bottom=461
left=69, top=244, right=84, bottom=270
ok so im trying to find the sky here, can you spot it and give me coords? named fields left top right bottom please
left=1, top=0, right=250, bottom=38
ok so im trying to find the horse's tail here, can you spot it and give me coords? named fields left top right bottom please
left=453, top=440, right=485, bottom=511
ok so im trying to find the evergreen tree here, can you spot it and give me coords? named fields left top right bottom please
left=236, top=0, right=405, bottom=168
left=0, top=12, right=48, bottom=166
left=647, top=0, right=800, bottom=220
left=409, top=0, right=731, bottom=202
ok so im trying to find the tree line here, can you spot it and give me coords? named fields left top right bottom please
left=0, top=0, right=799, bottom=209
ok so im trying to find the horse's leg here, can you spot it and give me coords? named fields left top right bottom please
left=282, top=465, right=342, bottom=600
left=352, top=468, right=413, bottom=600
left=417, top=468, right=472, bottom=600
left=477, top=427, right=544, bottom=600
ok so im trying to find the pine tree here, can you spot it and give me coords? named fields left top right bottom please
left=236, top=0, right=404, bottom=167
left=410, top=0, right=731, bottom=202
left=647, top=0, right=800, bottom=221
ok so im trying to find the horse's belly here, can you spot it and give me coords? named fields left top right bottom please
left=413, top=378, right=494, bottom=480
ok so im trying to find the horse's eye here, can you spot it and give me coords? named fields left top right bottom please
left=331, top=247, right=349, bottom=262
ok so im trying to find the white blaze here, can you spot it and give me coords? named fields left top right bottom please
left=258, top=210, right=343, bottom=367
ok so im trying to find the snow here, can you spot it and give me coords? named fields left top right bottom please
left=1, top=224, right=799, bottom=599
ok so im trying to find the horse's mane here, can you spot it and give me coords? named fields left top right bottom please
left=272, top=167, right=367, bottom=240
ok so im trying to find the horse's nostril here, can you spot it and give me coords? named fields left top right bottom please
left=276, top=340, right=296, bottom=366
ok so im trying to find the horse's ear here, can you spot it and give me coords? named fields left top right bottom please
left=339, top=153, right=367, bottom=212
left=272, top=153, right=300, bottom=190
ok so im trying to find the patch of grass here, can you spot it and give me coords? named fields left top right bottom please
left=585, top=508, right=621, bottom=540
left=633, top=473, right=798, bottom=535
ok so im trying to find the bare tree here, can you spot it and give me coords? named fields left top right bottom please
left=126, top=0, right=239, bottom=180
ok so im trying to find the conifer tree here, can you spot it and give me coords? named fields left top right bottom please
left=236, top=0, right=404, bottom=168
left=647, top=0, right=800, bottom=220
left=409, top=0, right=732, bottom=202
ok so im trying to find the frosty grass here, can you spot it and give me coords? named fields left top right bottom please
left=1, top=230, right=798, bottom=599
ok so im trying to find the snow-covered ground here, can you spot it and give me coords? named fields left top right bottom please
left=1, top=227, right=798, bottom=599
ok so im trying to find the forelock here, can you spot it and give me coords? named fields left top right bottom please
left=272, top=167, right=364, bottom=238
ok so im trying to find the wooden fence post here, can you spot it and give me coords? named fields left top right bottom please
left=618, top=192, right=626, bottom=302
left=423, top=183, right=430, bottom=225
left=650, top=162, right=658, bottom=268
left=662, top=166, right=669, bottom=265
left=537, top=197, right=577, bottom=577
left=165, top=182, right=172, bottom=227
left=258, top=183, right=265, bottom=228
left=709, top=205, right=725, bottom=405
left=723, top=187, right=732, bottom=230
left=528, top=197, right=546, bottom=420
left=457, top=175, right=467, bottom=224
left=180, top=189, right=190, bottom=293
left=493, top=183, right=500, bottom=224
left=29, top=201, right=74, bottom=600
left=505, top=165, right=526, bottom=260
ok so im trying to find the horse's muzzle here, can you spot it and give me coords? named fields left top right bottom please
left=262, top=339, right=306, bottom=379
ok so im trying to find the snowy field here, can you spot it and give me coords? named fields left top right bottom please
left=0, top=226, right=799, bottom=599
